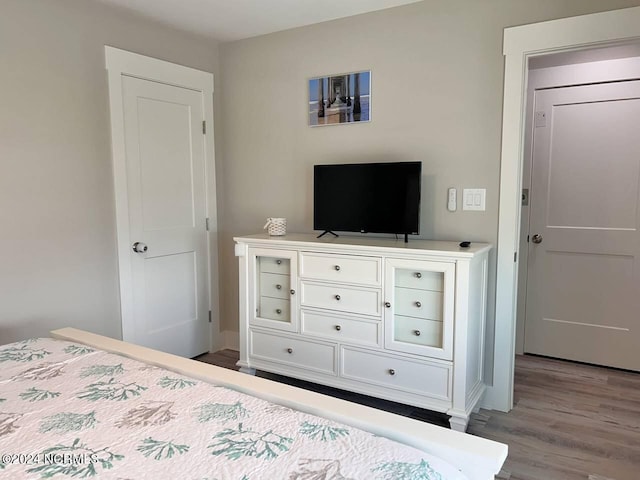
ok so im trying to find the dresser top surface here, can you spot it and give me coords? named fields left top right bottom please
left=234, top=233, right=492, bottom=257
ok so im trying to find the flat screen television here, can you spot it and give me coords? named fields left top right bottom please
left=314, top=161, right=421, bottom=241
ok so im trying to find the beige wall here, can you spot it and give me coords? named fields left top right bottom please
left=217, top=0, right=640, bottom=368
left=3, top=0, right=640, bottom=357
left=0, top=0, right=220, bottom=342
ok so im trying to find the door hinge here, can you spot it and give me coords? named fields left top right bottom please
left=514, top=251, right=518, bottom=262
left=202, top=120, right=206, bottom=134
left=208, top=310, right=212, bottom=323
left=205, top=217, right=210, bottom=231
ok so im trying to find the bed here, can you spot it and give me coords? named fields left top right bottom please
left=0, top=328, right=507, bottom=479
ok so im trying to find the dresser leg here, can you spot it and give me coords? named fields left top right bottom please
left=449, top=414, right=469, bottom=432
left=239, top=366, right=256, bottom=375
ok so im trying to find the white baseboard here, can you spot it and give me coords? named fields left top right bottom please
left=218, top=330, right=239, bottom=351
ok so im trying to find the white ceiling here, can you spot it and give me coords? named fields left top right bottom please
left=95, top=0, right=423, bottom=42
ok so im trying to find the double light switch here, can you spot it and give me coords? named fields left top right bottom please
left=447, top=188, right=487, bottom=212
left=462, top=189, right=486, bottom=211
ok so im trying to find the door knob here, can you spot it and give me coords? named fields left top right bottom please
left=132, top=242, right=148, bottom=253
left=531, top=234, right=543, bottom=244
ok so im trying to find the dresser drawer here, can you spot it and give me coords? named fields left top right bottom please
left=259, top=272, right=290, bottom=299
left=301, top=310, right=381, bottom=347
left=341, top=347, right=451, bottom=401
left=392, top=315, right=443, bottom=349
left=250, top=330, right=336, bottom=375
left=395, top=268, right=444, bottom=291
left=300, top=252, right=381, bottom=286
left=257, top=297, right=290, bottom=323
left=394, top=287, right=442, bottom=320
left=258, top=256, right=291, bottom=274
left=301, top=281, right=381, bottom=316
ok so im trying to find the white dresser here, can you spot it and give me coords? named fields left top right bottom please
left=234, top=233, right=491, bottom=431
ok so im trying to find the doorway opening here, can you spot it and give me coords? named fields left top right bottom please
left=516, top=43, right=640, bottom=368
left=489, top=6, right=640, bottom=413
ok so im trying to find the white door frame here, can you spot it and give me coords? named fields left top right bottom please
left=486, top=6, right=640, bottom=411
left=105, top=46, right=219, bottom=351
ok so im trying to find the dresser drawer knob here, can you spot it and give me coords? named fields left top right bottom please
left=388, top=369, right=396, bottom=376
left=414, top=329, right=421, bottom=336
left=276, top=309, right=282, bottom=315
left=276, top=284, right=282, bottom=290
left=384, top=301, right=391, bottom=308
left=290, top=289, right=295, bottom=295
left=335, top=294, right=341, bottom=301
left=335, top=325, right=341, bottom=331
left=276, top=259, right=282, bottom=265
left=415, top=272, right=422, bottom=278
left=286, top=348, right=293, bottom=354
left=415, top=301, right=422, bottom=308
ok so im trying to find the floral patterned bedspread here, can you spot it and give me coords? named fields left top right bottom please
left=0, top=338, right=468, bottom=479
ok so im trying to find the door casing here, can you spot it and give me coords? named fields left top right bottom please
left=105, top=46, right=219, bottom=352
left=490, top=6, right=640, bottom=413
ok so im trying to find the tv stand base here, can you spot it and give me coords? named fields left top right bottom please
left=317, top=230, right=339, bottom=238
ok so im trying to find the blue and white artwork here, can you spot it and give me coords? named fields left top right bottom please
left=309, top=70, right=370, bottom=126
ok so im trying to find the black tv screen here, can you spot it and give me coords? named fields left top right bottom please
left=314, top=161, right=421, bottom=235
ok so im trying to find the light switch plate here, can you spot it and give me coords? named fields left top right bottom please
left=462, top=188, right=486, bottom=211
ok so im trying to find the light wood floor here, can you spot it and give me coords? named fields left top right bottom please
left=469, top=355, right=640, bottom=480
left=195, top=351, right=640, bottom=480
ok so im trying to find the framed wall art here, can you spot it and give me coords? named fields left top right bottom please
left=308, top=70, right=370, bottom=126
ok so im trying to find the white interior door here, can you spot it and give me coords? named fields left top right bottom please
left=524, top=80, right=640, bottom=370
left=117, top=75, right=209, bottom=358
